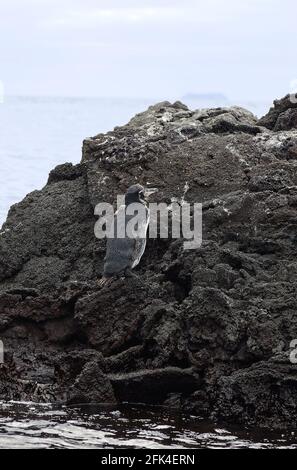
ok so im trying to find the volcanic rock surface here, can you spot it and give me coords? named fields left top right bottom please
left=1, top=95, right=297, bottom=429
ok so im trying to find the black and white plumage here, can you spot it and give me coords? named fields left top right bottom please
left=98, top=184, right=156, bottom=287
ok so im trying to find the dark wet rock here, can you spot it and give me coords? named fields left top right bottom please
left=68, top=360, right=116, bottom=405
left=258, top=94, right=297, bottom=131
left=202, top=107, right=261, bottom=135
left=213, top=359, right=297, bottom=429
left=109, top=367, right=200, bottom=404
left=1, top=96, right=297, bottom=429
left=47, top=163, right=85, bottom=185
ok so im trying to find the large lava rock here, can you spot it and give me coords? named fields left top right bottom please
left=1, top=97, right=297, bottom=429
left=258, top=94, right=297, bottom=131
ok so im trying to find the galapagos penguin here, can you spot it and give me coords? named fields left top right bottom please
left=98, top=184, right=157, bottom=287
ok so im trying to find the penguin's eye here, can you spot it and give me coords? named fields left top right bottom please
left=139, top=190, right=145, bottom=199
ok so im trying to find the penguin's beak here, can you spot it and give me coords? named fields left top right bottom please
left=144, top=187, right=158, bottom=199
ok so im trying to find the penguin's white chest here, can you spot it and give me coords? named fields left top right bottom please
left=131, top=206, right=150, bottom=268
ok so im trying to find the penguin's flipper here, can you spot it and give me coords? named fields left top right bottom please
left=97, top=276, right=114, bottom=288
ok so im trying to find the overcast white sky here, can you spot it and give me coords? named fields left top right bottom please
left=0, top=0, right=296, bottom=100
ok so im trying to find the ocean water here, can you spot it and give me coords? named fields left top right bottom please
left=0, top=96, right=153, bottom=226
left=0, top=402, right=296, bottom=449
left=0, top=96, right=270, bottom=226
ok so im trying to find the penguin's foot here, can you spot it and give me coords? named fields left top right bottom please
left=97, top=276, right=114, bottom=288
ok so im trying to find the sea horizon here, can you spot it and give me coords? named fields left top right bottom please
left=0, top=95, right=271, bottom=226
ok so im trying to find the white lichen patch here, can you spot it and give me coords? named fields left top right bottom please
left=146, top=123, right=164, bottom=136
left=98, top=174, right=110, bottom=186
left=0, top=227, right=10, bottom=236
left=255, top=130, right=297, bottom=150
left=160, top=111, right=173, bottom=123
left=225, top=142, right=251, bottom=168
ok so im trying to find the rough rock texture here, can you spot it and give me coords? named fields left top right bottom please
left=258, top=94, right=297, bottom=131
left=1, top=97, right=297, bottom=429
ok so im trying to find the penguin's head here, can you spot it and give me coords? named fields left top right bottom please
left=125, top=184, right=157, bottom=204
